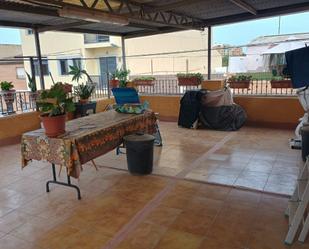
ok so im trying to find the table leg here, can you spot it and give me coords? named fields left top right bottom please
left=46, top=163, right=81, bottom=200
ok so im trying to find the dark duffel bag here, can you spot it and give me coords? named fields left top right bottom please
left=199, top=104, right=247, bottom=131
left=178, top=90, right=205, bottom=128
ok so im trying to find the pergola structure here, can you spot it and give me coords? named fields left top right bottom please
left=0, top=0, right=309, bottom=88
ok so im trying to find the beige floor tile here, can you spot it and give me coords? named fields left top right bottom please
left=154, top=229, right=204, bottom=249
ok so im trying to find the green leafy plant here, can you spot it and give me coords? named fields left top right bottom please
left=74, top=83, right=95, bottom=100
left=228, top=75, right=252, bottom=82
left=69, top=65, right=93, bottom=83
left=176, top=73, right=204, bottom=84
left=0, top=81, right=14, bottom=91
left=133, top=76, right=155, bottom=81
left=26, top=72, right=37, bottom=92
left=112, top=69, right=130, bottom=87
left=37, top=82, right=75, bottom=117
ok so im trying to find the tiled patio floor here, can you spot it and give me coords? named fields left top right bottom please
left=0, top=122, right=306, bottom=249
left=95, top=122, right=301, bottom=196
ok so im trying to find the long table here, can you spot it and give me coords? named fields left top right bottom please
left=21, top=110, right=157, bottom=199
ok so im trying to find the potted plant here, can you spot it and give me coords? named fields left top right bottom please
left=177, top=73, right=203, bottom=86
left=37, top=82, right=75, bottom=137
left=133, top=76, right=156, bottom=86
left=111, top=69, right=130, bottom=88
left=69, top=65, right=93, bottom=84
left=74, top=83, right=95, bottom=104
left=227, top=75, right=252, bottom=89
left=26, top=72, right=39, bottom=103
left=110, top=73, right=119, bottom=88
left=1, top=81, right=15, bottom=113
left=270, top=69, right=292, bottom=88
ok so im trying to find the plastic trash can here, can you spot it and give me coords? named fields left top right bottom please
left=301, top=125, right=309, bottom=161
left=124, top=133, right=155, bottom=175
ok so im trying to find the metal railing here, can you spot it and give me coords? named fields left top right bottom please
left=0, top=90, right=37, bottom=116
left=84, top=34, right=110, bottom=44
left=134, top=78, right=296, bottom=96
left=0, top=77, right=296, bottom=117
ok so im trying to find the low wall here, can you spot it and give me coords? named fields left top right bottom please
left=0, top=95, right=303, bottom=146
left=141, top=95, right=303, bottom=129
left=0, top=98, right=115, bottom=146
left=0, top=112, right=41, bottom=145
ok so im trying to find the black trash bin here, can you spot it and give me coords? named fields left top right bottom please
left=301, top=125, right=309, bottom=161
left=124, top=133, right=155, bottom=175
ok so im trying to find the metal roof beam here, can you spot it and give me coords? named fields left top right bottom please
left=28, top=0, right=204, bottom=30
left=131, top=0, right=202, bottom=13
left=203, top=1, right=309, bottom=26
left=229, top=0, right=257, bottom=15
left=124, top=27, right=183, bottom=39
left=37, top=21, right=89, bottom=32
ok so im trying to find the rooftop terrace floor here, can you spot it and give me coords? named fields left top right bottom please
left=0, top=122, right=306, bottom=248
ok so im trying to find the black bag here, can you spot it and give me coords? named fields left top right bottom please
left=199, top=104, right=247, bottom=131
left=178, top=90, right=205, bottom=128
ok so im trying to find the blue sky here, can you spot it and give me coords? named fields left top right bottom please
left=214, top=11, right=309, bottom=45
left=1, top=11, right=309, bottom=46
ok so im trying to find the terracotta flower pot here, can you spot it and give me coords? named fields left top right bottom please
left=228, top=80, right=251, bottom=89
left=40, top=114, right=66, bottom=138
left=270, top=79, right=292, bottom=89
left=63, top=84, right=73, bottom=93
left=79, top=98, right=89, bottom=104
left=178, top=77, right=201, bottom=86
left=109, top=79, right=119, bottom=88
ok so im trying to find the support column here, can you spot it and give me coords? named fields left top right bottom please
left=34, top=28, right=45, bottom=90
left=207, top=26, right=212, bottom=80
left=121, top=36, right=127, bottom=71
left=29, top=57, right=37, bottom=89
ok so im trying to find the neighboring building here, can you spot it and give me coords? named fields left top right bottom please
left=213, top=44, right=244, bottom=57
left=0, top=44, right=26, bottom=90
left=228, top=32, right=309, bottom=73
left=20, top=29, right=222, bottom=89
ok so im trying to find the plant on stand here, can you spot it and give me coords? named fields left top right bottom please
left=0, top=81, right=15, bottom=114
left=37, top=82, right=75, bottom=137
left=69, top=65, right=96, bottom=103
left=74, top=84, right=95, bottom=104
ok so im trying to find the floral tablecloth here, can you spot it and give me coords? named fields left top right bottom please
left=21, top=110, right=156, bottom=178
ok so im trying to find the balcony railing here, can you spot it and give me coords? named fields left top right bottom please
left=0, top=91, right=37, bottom=116
left=84, top=34, right=110, bottom=44
left=135, top=79, right=297, bottom=96
left=0, top=77, right=296, bottom=117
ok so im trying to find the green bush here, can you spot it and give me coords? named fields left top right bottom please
left=0, top=81, right=14, bottom=91
left=74, top=83, right=95, bottom=100
left=176, top=73, right=204, bottom=84
left=133, top=76, right=155, bottom=81
left=112, top=69, right=130, bottom=87
left=37, top=82, right=75, bottom=117
left=228, top=75, right=252, bottom=82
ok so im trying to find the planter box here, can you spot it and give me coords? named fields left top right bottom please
left=178, top=77, right=201, bottom=86
left=228, top=80, right=251, bottom=89
left=270, top=79, right=292, bottom=89
left=134, top=80, right=155, bottom=86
